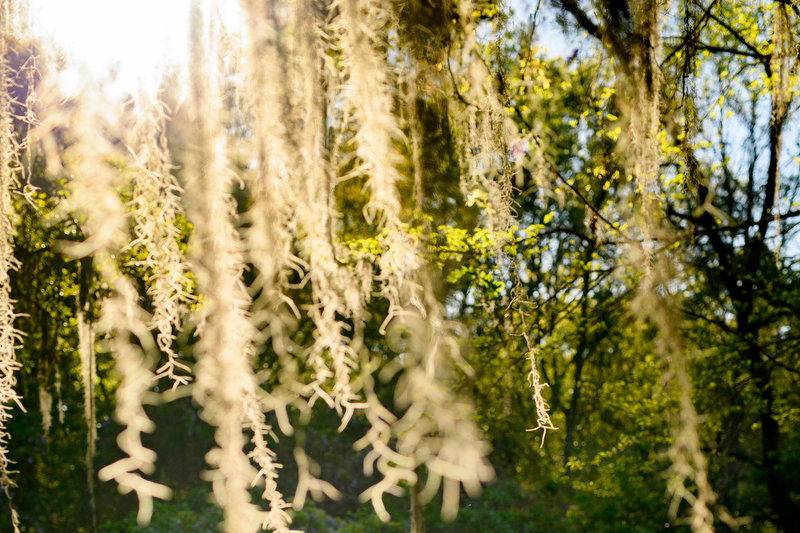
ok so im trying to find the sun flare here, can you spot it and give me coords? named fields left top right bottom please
left=25, top=0, right=245, bottom=96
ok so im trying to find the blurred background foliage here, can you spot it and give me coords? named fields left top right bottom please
left=2, top=0, right=799, bottom=531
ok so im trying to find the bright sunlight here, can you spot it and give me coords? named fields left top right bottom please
left=28, top=0, right=190, bottom=94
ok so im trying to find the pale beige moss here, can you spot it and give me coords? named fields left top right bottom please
left=621, top=3, right=716, bottom=531
left=127, top=91, right=192, bottom=389
left=184, top=4, right=271, bottom=531
left=523, top=334, right=556, bottom=447
left=332, top=0, right=494, bottom=521
left=0, top=6, right=27, bottom=523
left=8, top=1, right=544, bottom=529
left=96, top=262, right=171, bottom=526
left=451, top=0, right=517, bottom=235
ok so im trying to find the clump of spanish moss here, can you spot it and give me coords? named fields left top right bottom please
left=1, top=1, right=555, bottom=531
left=616, top=3, right=716, bottom=531
left=127, top=90, right=192, bottom=389
left=0, top=0, right=23, bottom=510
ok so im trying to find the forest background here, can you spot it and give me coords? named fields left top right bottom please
left=0, top=0, right=798, bottom=532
